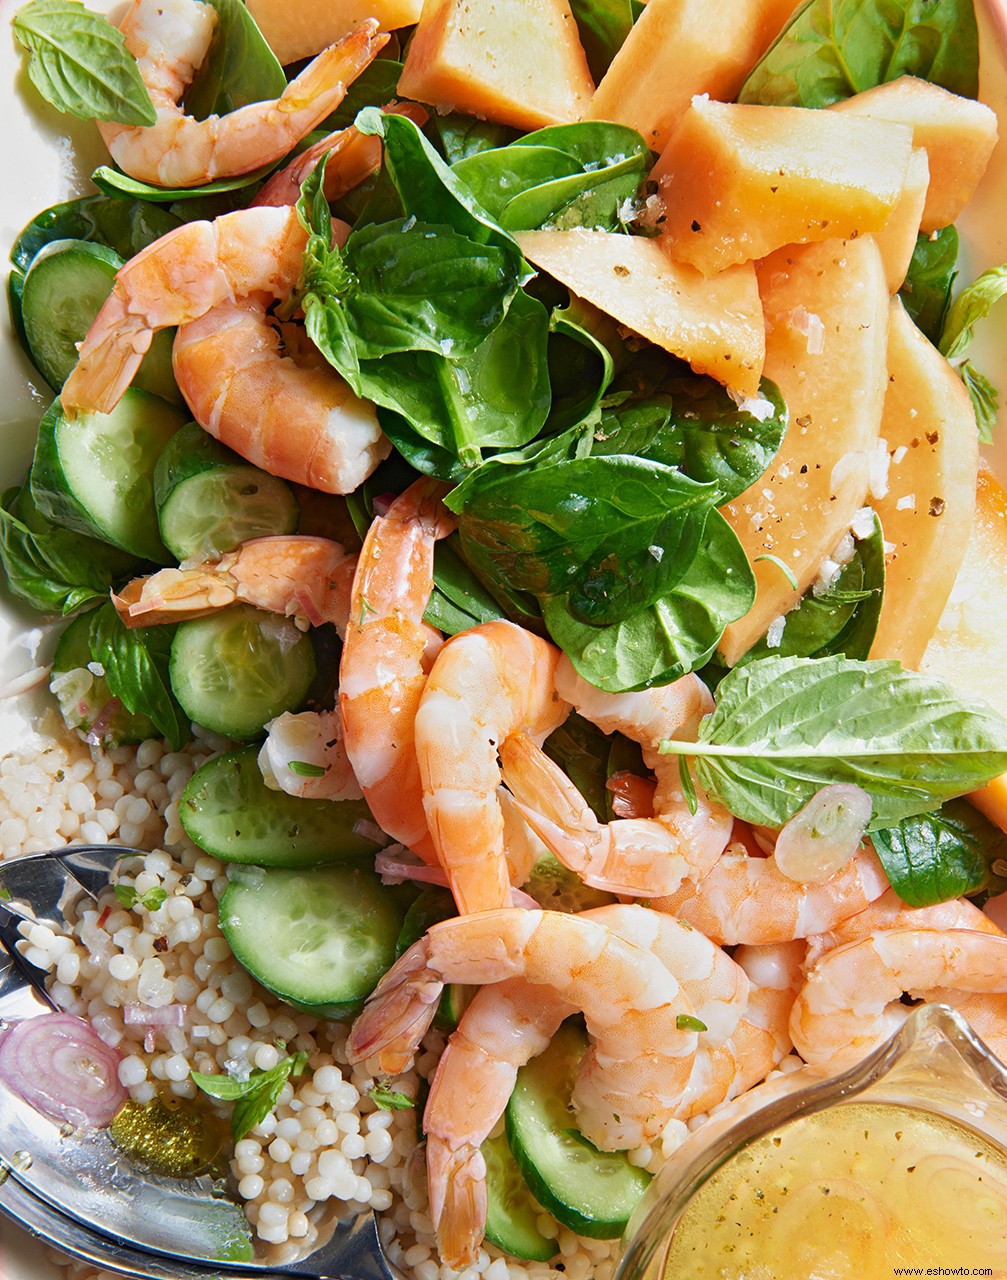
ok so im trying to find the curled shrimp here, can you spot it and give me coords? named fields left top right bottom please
left=112, top=534, right=357, bottom=633
left=790, top=928, right=1007, bottom=1069
left=257, top=710, right=361, bottom=801
left=61, top=205, right=388, bottom=494
left=253, top=102, right=428, bottom=208
left=651, top=836, right=890, bottom=945
left=346, top=907, right=699, bottom=1151
left=99, top=0, right=386, bottom=188
left=339, top=480, right=454, bottom=864
left=500, top=663, right=732, bottom=896
left=415, top=621, right=570, bottom=913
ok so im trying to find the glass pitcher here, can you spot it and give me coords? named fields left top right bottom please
left=616, top=1003, right=1007, bottom=1280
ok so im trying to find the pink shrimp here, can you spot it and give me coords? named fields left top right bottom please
left=98, top=0, right=386, bottom=188
left=415, top=622, right=570, bottom=913
left=500, top=662, right=732, bottom=896
left=338, top=480, right=455, bottom=864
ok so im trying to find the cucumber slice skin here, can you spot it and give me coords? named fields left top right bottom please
left=154, top=422, right=299, bottom=560
left=31, top=390, right=187, bottom=562
left=169, top=605, right=316, bottom=740
left=482, top=1130, right=557, bottom=1263
left=9, top=194, right=180, bottom=273
left=7, top=268, right=27, bottom=349
left=51, top=611, right=159, bottom=746
left=180, top=745, right=383, bottom=866
left=218, top=863, right=405, bottom=1014
left=505, top=1020, right=651, bottom=1239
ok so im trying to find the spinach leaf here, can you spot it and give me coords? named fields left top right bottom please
left=547, top=296, right=622, bottom=433
left=183, top=0, right=286, bottom=120
left=323, top=59, right=403, bottom=130
left=544, top=508, right=755, bottom=691
left=593, top=376, right=788, bottom=503
left=0, top=485, right=135, bottom=617
left=12, top=0, right=156, bottom=124
left=10, top=195, right=180, bottom=272
left=568, top=0, right=636, bottom=80
left=660, top=655, right=1007, bottom=830
left=872, top=798, right=1007, bottom=907
left=452, top=455, right=717, bottom=625
left=428, top=114, right=519, bottom=164
left=425, top=535, right=504, bottom=635
left=543, top=713, right=619, bottom=821
left=737, top=511, right=885, bottom=664
left=453, top=146, right=584, bottom=220
left=91, top=164, right=274, bottom=202
left=192, top=1051, right=308, bottom=1140
left=898, top=227, right=958, bottom=344
left=739, top=0, right=980, bottom=107
left=88, top=603, right=190, bottom=750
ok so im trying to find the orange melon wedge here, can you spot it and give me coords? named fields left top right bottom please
left=244, top=0, right=421, bottom=64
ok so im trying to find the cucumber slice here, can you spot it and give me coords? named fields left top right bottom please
left=9, top=193, right=179, bottom=272
left=169, top=605, right=316, bottom=740
left=30, top=390, right=187, bottom=562
left=7, top=267, right=27, bottom=349
left=19, top=239, right=179, bottom=402
left=505, top=1020, right=651, bottom=1239
left=180, top=745, right=383, bottom=865
left=218, top=863, right=404, bottom=1018
left=524, top=853, right=616, bottom=914
left=154, top=422, right=299, bottom=560
left=482, top=1130, right=557, bottom=1262
left=50, top=612, right=159, bottom=746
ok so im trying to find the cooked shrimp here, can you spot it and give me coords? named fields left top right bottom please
left=339, top=480, right=454, bottom=864
left=346, top=907, right=699, bottom=1151
left=651, top=837, right=889, bottom=945
left=173, top=296, right=389, bottom=493
left=98, top=0, right=386, bottom=188
left=790, top=928, right=1007, bottom=1068
left=415, top=622, right=570, bottom=912
left=732, top=939, right=807, bottom=1066
left=500, top=664, right=732, bottom=896
left=253, top=102, right=428, bottom=208
left=257, top=710, right=362, bottom=801
left=112, top=535, right=357, bottom=633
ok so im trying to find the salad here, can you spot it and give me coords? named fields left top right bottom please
left=2, top=0, right=1007, bottom=1276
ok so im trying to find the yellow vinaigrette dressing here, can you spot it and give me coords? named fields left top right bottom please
left=659, top=1103, right=1007, bottom=1278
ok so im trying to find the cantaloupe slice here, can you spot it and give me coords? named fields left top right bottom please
left=718, top=236, right=889, bottom=665
left=397, top=0, right=594, bottom=131
left=245, top=0, right=421, bottom=65
left=514, top=228, right=765, bottom=395
left=830, top=76, right=999, bottom=232
left=586, top=0, right=799, bottom=152
left=920, top=467, right=1007, bottom=833
left=653, top=98, right=913, bottom=276
left=869, top=299, right=978, bottom=668
left=875, top=148, right=929, bottom=293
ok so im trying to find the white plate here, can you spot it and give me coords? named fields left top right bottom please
left=1, top=2, right=1007, bottom=1275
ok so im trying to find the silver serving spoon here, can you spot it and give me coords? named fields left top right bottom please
left=0, top=845, right=406, bottom=1280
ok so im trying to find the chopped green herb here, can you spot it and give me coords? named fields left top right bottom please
left=676, top=1014, right=708, bottom=1032
left=288, top=761, right=326, bottom=778
left=192, top=1051, right=309, bottom=1140
left=368, top=1081, right=416, bottom=1111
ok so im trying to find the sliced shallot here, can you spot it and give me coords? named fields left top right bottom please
left=774, top=784, right=873, bottom=885
left=0, top=1013, right=126, bottom=1129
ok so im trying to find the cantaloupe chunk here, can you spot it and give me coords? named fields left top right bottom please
left=514, top=228, right=765, bottom=395
left=245, top=0, right=420, bottom=65
left=653, top=98, right=913, bottom=276
left=586, top=0, right=799, bottom=152
left=830, top=77, right=999, bottom=232
left=869, top=299, right=978, bottom=668
left=397, top=0, right=594, bottom=132
left=718, top=236, right=889, bottom=665
left=875, top=148, right=929, bottom=293
left=920, top=467, right=1007, bottom=833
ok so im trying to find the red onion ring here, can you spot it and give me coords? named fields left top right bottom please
left=0, top=1014, right=126, bottom=1129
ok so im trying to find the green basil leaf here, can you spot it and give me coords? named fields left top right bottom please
left=192, top=1052, right=309, bottom=1139
left=568, top=0, right=636, bottom=80
left=660, top=655, right=1007, bottom=830
left=739, top=0, right=980, bottom=107
left=544, top=508, right=755, bottom=692
left=368, top=1082, right=415, bottom=1110
left=114, top=884, right=139, bottom=909
left=898, top=228, right=958, bottom=345
left=12, top=0, right=156, bottom=124
left=323, top=60, right=403, bottom=131
left=91, top=163, right=274, bottom=202
left=0, top=485, right=135, bottom=617
left=872, top=798, right=1007, bottom=907
left=959, top=359, right=999, bottom=444
left=738, top=511, right=885, bottom=664
left=88, top=603, right=190, bottom=750
left=939, top=264, right=1007, bottom=361
left=183, top=0, right=286, bottom=120
left=455, top=455, right=717, bottom=625
left=10, top=194, right=180, bottom=272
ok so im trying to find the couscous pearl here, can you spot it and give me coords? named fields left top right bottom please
left=370, top=1188, right=393, bottom=1212
left=318, top=1150, right=350, bottom=1181
left=183, top=877, right=207, bottom=899
left=193, top=856, right=219, bottom=882
left=108, top=954, right=138, bottom=982
left=254, top=1044, right=280, bottom=1071
left=305, top=1177, right=331, bottom=1201
left=56, top=952, right=80, bottom=985
left=237, top=1154, right=265, bottom=1176
left=268, top=1138, right=292, bottom=1164
left=364, top=1130, right=393, bottom=1161
left=331, top=1083, right=359, bottom=1110
left=133, top=1081, right=157, bottom=1105
left=315, top=1120, right=339, bottom=1145
left=287, top=1211, right=310, bottom=1238
left=289, top=1151, right=312, bottom=1177
left=258, top=1202, right=288, bottom=1229
left=312, top=1066, right=342, bottom=1095
left=269, top=1178, right=294, bottom=1204
left=246, top=1002, right=270, bottom=1028
left=118, top=1056, right=148, bottom=1087
left=294, top=1130, right=318, bottom=1153
left=171, top=918, right=202, bottom=945
left=256, top=1222, right=288, bottom=1245
left=237, top=1175, right=264, bottom=1201
left=274, top=1118, right=300, bottom=1142
left=336, top=1111, right=360, bottom=1134
left=207, top=997, right=234, bottom=1023
left=165, top=1054, right=190, bottom=1082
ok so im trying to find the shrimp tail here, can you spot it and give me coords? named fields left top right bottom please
left=62, top=309, right=152, bottom=417
left=281, top=20, right=387, bottom=120
left=427, top=1139, right=488, bottom=1270
left=346, top=947, right=444, bottom=1074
